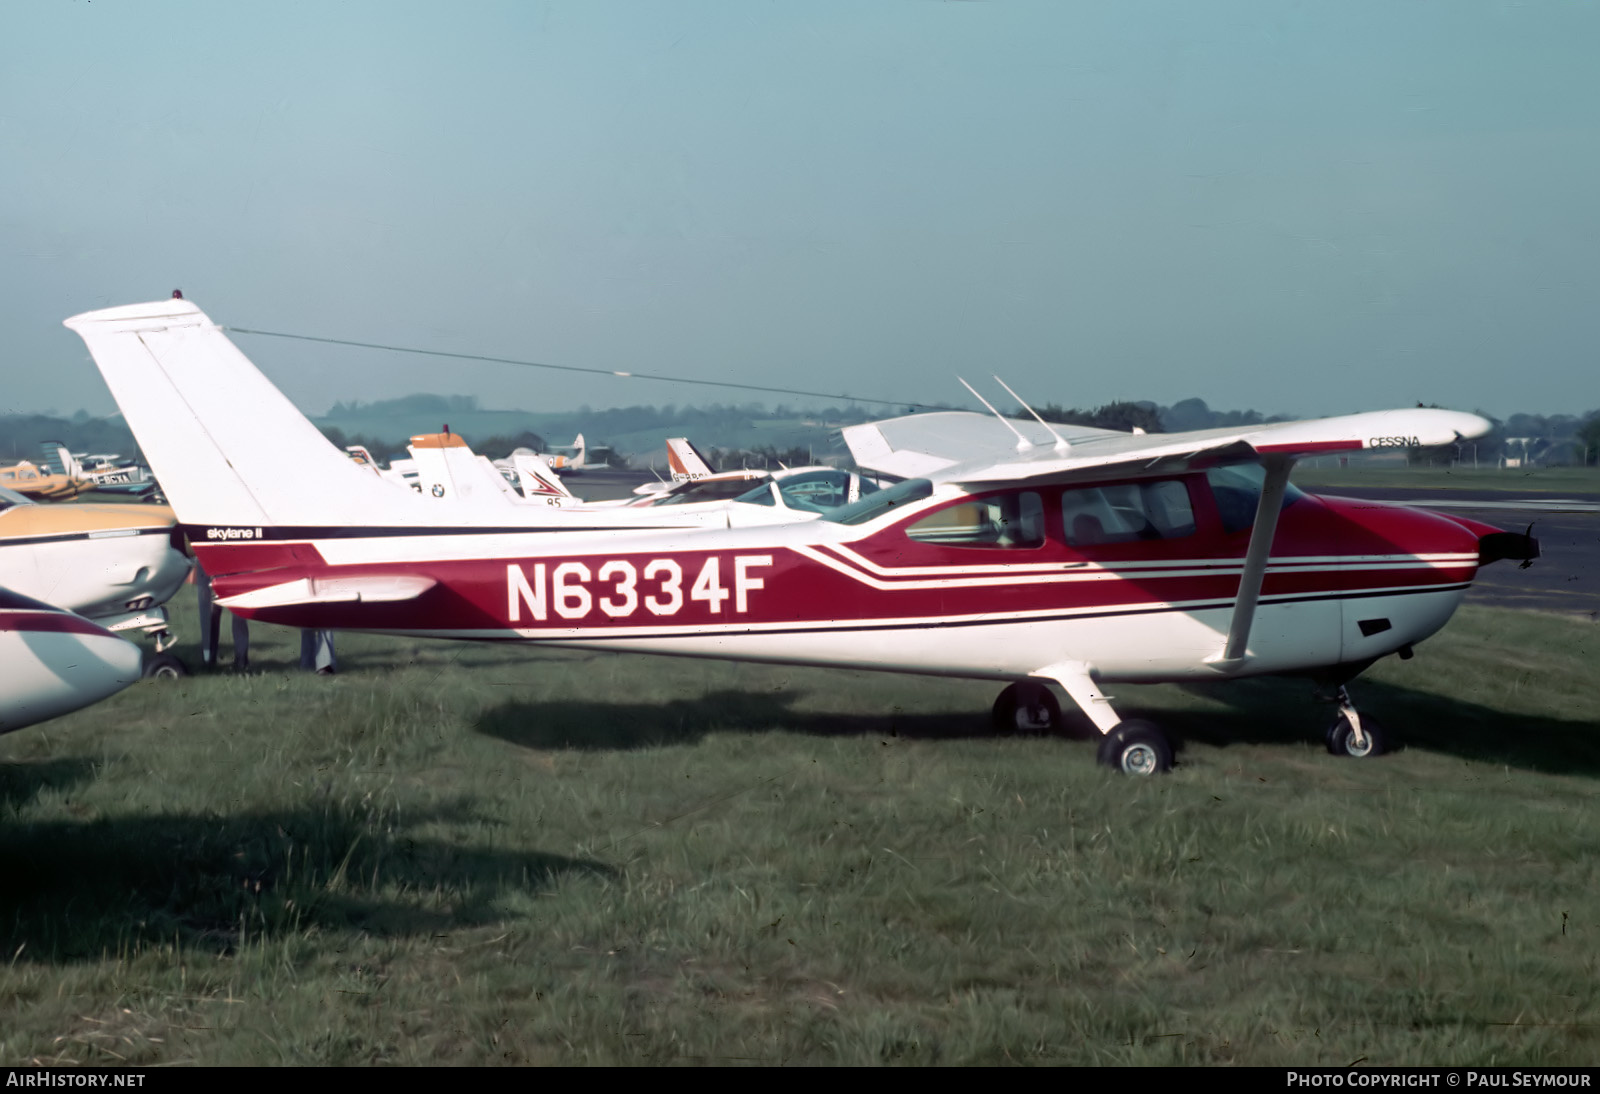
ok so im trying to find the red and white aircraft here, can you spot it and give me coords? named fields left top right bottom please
left=64, top=298, right=1536, bottom=775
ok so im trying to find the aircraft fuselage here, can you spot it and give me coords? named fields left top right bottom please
left=195, top=472, right=1497, bottom=687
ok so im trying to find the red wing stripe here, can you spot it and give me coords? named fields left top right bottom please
left=0, top=610, right=115, bottom=638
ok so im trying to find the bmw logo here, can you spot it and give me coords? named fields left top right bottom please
left=431, top=484, right=446, bottom=497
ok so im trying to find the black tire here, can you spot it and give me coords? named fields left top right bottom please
left=1326, top=712, right=1385, bottom=758
left=991, top=682, right=1062, bottom=735
left=1096, top=720, right=1174, bottom=776
left=142, top=652, right=188, bottom=681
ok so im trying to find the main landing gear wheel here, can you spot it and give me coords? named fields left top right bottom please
left=1326, top=712, right=1386, bottom=758
left=1096, top=720, right=1173, bottom=776
left=991, top=682, right=1062, bottom=735
left=142, top=652, right=189, bottom=681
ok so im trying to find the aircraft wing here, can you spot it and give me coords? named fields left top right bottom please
left=844, top=409, right=1492, bottom=486
left=841, top=413, right=1126, bottom=478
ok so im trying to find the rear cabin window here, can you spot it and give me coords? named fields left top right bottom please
left=1062, top=480, right=1196, bottom=546
left=907, top=491, right=1045, bottom=548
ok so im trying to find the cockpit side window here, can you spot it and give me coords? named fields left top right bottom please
left=1063, top=479, right=1197, bottom=546
left=906, top=491, right=1045, bottom=548
left=1205, top=464, right=1304, bottom=534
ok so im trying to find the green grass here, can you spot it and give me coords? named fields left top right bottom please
left=2, top=608, right=1598, bottom=1065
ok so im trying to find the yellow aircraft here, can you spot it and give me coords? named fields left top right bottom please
left=0, top=485, right=193, bottom=675
left=0, top=458, right=88, bottom=501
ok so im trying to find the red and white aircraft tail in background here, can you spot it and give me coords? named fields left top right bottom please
left=666, top=437, right=715, bottom=482
left=64, top=298, right=1536, bottom=776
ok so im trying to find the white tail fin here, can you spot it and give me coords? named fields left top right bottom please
left=513, top=452, right=574, bottom=500
left=63, top=300, right=539, bottom=528
left=41, top=442, right=80, bottom=478
left=405, top=432, right=526, bottom=504
left=544, top=433, right=588, bottom=471
left=665, top=437, right=714, bottom=481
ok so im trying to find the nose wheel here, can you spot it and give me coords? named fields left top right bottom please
left=1326, top=687, right=1386, bottom=758
left=142, top=651, right=189, bottom=680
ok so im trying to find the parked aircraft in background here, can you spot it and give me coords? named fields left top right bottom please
left=347, top=433, right=579, bottom=507
left=500, top=448, right=577, bottom=503
left=0, top=587, right=143, bottom=735
left=598, top=464, right=879, bottom=517
left=0, top=458, right=87, bottom=501
left=665, top=437, right=715, bottom=483
left=544, top=434, right=592, bottom=472
left=67, top=298, right=1536, bottom=776
left=439, top=432, right=876, bottom=523
left=41, top=443, right=159, bottom=499
left=0, top=485, right=193, bottom=676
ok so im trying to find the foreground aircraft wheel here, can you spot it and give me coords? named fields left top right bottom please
left=1326, top=713, right=1386, bottom=758
left=1096, top=720, right=1173, bottom=776
left=142, top=653, right=188, bottom=681
left=991, top=682, right=1062, bottom=735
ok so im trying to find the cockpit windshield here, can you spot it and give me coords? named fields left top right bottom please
left=652, top=477, right=769, bottom=505
left=822, top=478, right=933, bottom=525
left=1206, top=463, right=1305, bottom=534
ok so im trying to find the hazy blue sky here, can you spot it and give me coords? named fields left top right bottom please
left=5, top=1, right=1597, bottom=420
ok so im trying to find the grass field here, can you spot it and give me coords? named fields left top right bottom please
left=2, top=607, right=1598, bottom=1065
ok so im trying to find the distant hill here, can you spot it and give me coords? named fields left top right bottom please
left=0, top=413, right=143, bottom=465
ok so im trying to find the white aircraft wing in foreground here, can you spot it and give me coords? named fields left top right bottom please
left=66, top=298, right=1535, bottom=777
left=0, top=587, right=143, bottom=735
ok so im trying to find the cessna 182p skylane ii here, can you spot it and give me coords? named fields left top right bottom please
left=65, top=298, right=1538, bottom=776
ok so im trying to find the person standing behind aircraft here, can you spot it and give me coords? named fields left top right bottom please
left=194, top=557, right=249, bottom=671
left=300, top=629, right=336, bottom=675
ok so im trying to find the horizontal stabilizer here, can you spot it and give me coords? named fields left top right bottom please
left=217, top=574, right=437, bottom=610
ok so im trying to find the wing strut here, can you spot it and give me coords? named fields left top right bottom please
left=1210, top=455, right=1295, bottom=672
left=1030, top=659, right=1121, bottom=733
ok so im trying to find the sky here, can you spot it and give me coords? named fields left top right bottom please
left=4, top=1, right=1598, bottom=421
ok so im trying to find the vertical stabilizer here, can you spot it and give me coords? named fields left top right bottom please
left=665, top=437, right=715, bottom=481
left=63, top=301, right=515, bottom=527
left=513, top=452, right=575, bottom=500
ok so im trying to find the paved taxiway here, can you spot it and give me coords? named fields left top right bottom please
left=1312, top=486, right=1600, bottom=618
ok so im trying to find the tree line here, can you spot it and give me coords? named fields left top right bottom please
left=6, top=397, right=1600, bottom=468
